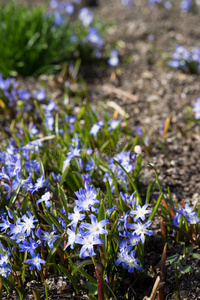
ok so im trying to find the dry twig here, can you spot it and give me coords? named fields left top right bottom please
left=143, top=276, right=164, bottom=300
left=100, top=84, right=138, bottom=102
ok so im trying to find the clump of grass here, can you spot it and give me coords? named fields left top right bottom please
left=0, top=1, right=106, bottom=77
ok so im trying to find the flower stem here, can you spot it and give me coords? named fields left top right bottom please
left=91, top=256, right=105, bottom=300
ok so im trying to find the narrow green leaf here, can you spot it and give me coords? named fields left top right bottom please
left=165, top=223, right=197, bottom=244
left=0, top=276, right=23, bottom=300
left=47, top=212, right=64, bottom=233
left=55, top=113, right=59, bottom=138
left=59, top=164, right=70, bottom=186
left=8, top=183, right=21, bottom=208
left=72, top=260, right=94, bottom=275
left=83, top=282, right=98, bottom=296
left=114, top=160, right=142, bottom=205
left=148, top=193, right=163, bottom=221
left=46, top=235, right=64, bottom=264
left=145, top=180, right=152, bottom=204
left=58, top=184, right=69, bottom=215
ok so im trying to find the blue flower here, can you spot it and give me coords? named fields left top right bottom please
left=0, top=253, right=9, bottom=265
left=25, top=253, right=46, bottom=271
left=0, top=262, right=11, bottom=278
left=120, top=191, right=136, bottom=207
left=180, top=0, right=192, bottom=12
left=0, top=216, right=11, bottom=232
left=8, top=218, right=24, bottom=236
left=79, top=8, right=94, bottom=27
left=64, top=227, right=76, bottom=250
left=108, top=50, right=119, bottom=67
left=127, top=220, right=153, bottom=244
left=89, top=121, right=104, bottom=137
left=41, top=230, right=60, bottom=250
left=68, top=206, right=85, bottom=228
left=75, top=183, right=99, bottom=212
left=126, top=232, right=141, bottom=247
left=31, top=175, right=46, bottom=194
left=19, top=238, right=39, bottom=253
left=17, top=89, right=31, bottom=101
left=121, top=250, right=143, bottom=273
left=11, top=232, right=27, bottom=243
left=62, top=147, right=81, bottom=172
left=34, top=88, right=46, bottom=101
left=87, top=27, right=103, bottom=49
left=19, top=211, right=37, bottom=236
left=130, top=204, right=152, bottom=222
left=148, top=0, right=162, bottom=6
left=36, top=191, right=51, bottom=208
left=75, top=230, right=104, bottom=258
left=193, top=98, right=200, bottom=119
left=121, top=0, right=134, bottom=7
left=80, top=214, right=109, bottom=237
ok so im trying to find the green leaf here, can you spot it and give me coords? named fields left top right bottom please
left=59, top=164, right=70, bottom=186
left=148, top=193, right=163, bottom=221
left=114, top=160, right=142, bottom=205
left=145, top=180, right=153, bottom=204
left=46, top=235, right=64, bottom=264
left=105, top=281, right=118, bottom=300
left=83, top=282, right=98, bottom=295
left=72, top=260, right=94, bottom=276
left=165, top=223, right=197, bottom=245
left=105, top=177, right=112, bottom=208
left=47, top=212, right=64, bottom=233
left=98, top=200, right=105, bottom=222
left=0, top=235, right=18, bottom=248
left=191, top=253, right=200, bottom=259
left=180, top=265, right=192, bottom=275
left=55, top=113, right=59, bottom=138
left=0, top=275, right=23, bottom=300
left=166, top=254, right=178, bottom=265
left=58, top=184, right=69, bottom=215
left=133, top=154, right=142, bottom=180
left=8, top=183, right=21, bottom=208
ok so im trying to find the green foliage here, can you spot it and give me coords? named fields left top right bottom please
left=0, top=2, right=100, bottom=77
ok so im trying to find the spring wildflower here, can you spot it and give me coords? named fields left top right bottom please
left=34, top=88, right=46, bottom=101
left=64, top=227, right=76, bottom=250
left=25, top=253, right=46, bottom=271
left=0, top=262, right=11, bottom=278
left=68, top=206, right=85, bottom=228
left=130, top=204, right=152, bottom=222
left=127, top=220, right=153, bottom=244
left=36, top=191, right=51, bottom=208
left=75, top=230, right=104, bottom=258
left=20, top=211, right=37, bottom=236
left=80, top=214, right=109, bottom=236
left=41, top=230, right=60, bottom=250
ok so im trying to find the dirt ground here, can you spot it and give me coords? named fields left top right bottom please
left=1, top=0, right=200, bottom=299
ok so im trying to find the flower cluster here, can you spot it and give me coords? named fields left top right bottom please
left=0, top=65, right=158, bottom=300
left=148, top=0, right=195, bottom=11
left=174, top=203, right=200, bottom=226
left=0, top=74, right=18, bottom=107
left=0, top=244, right=11, bottom=278
left=64, top=183, right=109, bottom=258
left=169, top=45, right=200, bottom=74
left=115, top=194, right=153, bottom=272
left=180, top=0, right=193, bottom=12
left=148, top=0, right=172, bottom=9
left=193, top=98, right=200, bottom=120
left=46, top=0, right=106, bottom=60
